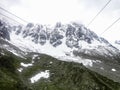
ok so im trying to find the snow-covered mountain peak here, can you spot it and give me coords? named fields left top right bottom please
left=0, top=20, right=120, bottom=61
left=1, top=19, right=120, bottom=85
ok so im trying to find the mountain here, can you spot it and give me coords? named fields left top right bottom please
left=0, top=19, right=120, bottom=90
left=6, top=22, right=120, bottom=59
left=3, top=20, right=120, bottom=82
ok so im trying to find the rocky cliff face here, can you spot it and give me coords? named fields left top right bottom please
left=0, top=20, right=10, bottom=40
left=10, top=22, right=111, bottom=48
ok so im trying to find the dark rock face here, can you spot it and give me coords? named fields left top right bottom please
left=11, top=22, right=111, bottom=48
left=50, top=30, right=64, bottom=47
left=15, top=25, right=22, bottom=35
left=65, top=24, right=95, bottom=47
left=39, top=30, right=47, bottom=45
left=0, top=20, right=111, bottom=49
left=0, top=21, right=10, bottom=40
left=0, top=20, right=3, bottom=27
left=66, top=24, right=76, bottom=37
left=26, top=23, right=34, bottom=28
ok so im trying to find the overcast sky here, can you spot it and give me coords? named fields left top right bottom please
left=0, top=0, right=120, bottom=42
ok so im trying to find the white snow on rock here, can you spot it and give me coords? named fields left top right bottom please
left=10, top=32, right=38, bottom=52
left=31, top=60, right=34, bottom=64
left=30, top=70, right=50, bottom=83
left=111, top=68, right=116, bottom=72
left=100, top=67, right=104, bottom=70
left=50, top=61, right=53, bottom=64
left=59, top=56, right=101, bottom=67
left=10, top=32, right=72, bottom=57
left=9, top=26, right=118, bottom=68
left=21, top=62, right=33, bottom=67
left=32, top=54, right=39, bottom=60
left=1, top=52, right=5, bottom=55
left=0, top=42, right=25, bottom=58
left=17, top=68, right=23, bottom=72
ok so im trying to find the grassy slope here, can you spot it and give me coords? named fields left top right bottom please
left=22, top=54, right=120, bottom=90
left=0, top=50, right=120, bottom=90
left=0, top=49, right=31, bottom=90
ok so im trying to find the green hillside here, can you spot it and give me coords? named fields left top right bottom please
left=0, top=49, right=120, bottom=90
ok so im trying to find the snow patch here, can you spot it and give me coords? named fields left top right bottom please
left=31, top=60, right=34, bottom=64
left=0, top=44, right=25, bottom=58
left=21, top=62, right=33, bottom=67
left=111, top=68, right=116, bottom=72
left=32, top=55, right=39, bottom=60
left=93, top=60, right=102, bottom=63
left=59, top=56, right=94, bottom=67
left=100, top=67, right=104, bottom=70
left=0, top=50, right=5, bottom=55
left=30, top=70, right=50, bottom=83
left=17, top=68, right=23, bottom=72
left=50, top=61, right=53, bottom=64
